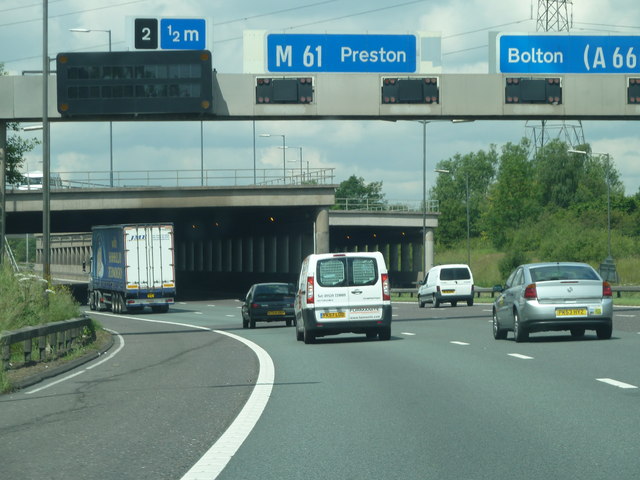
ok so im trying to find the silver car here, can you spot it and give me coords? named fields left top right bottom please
left=492, top=262, right=613, bottom=342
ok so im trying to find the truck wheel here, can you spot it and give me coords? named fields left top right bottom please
left=89, top=291, right=97, bottom=310
left=112, top=294, right=119, bottom=314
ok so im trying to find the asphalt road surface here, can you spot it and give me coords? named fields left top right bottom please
left=1, top=300, right=639, bottom=480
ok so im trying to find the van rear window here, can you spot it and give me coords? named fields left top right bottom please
left=440, top=268, right=471, bottom=281
left=317, top=257, right=379, bottom=287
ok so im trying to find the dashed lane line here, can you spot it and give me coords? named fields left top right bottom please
left=596, top=378, right=638, bottom=389
left=508, top=353, right=534, bottom=360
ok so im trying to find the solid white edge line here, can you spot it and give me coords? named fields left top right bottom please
left=25, top=312, right=274, bottom=479
left=596, top=378, right=638, bottom=389
left=180, top=330, right=274, bottom=480
left=25, top=328, right=126, bottom=394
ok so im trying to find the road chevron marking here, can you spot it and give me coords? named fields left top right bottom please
left=596, top=378, right=638, bottom=389
left=508, top=353, right=534, bottom=360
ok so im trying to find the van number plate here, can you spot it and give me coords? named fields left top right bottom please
left=321, top=312, right=346, bottom=319
left=442, top=289, right=455, bottom=294
left=147, top=293, right=155, bottom=298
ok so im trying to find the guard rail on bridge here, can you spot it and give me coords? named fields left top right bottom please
left=8, top=167, right=336, bottom=190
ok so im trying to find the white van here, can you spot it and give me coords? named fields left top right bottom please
left=294, top=252, right=392, bottom=344
left=417, top=264, right=474, bottom=308
left=16, top=171, right=63, bottom=190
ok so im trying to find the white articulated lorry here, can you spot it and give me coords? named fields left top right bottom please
left=88, top=223, right=176, bottom=313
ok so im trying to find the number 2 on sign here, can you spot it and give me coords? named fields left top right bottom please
left=303, top=45, right=322, bottom=67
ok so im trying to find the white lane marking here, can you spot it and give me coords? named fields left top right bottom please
left=450, top=341, right=470, bottom=346
left=508, top=353, right=534, bottom=360
left=482, top=309, right=492, bottom=312
left=401, top=332, right=416, bottom=336
left=42, top=311, right=275, bottom=479
left=194, top=312, right=203, bottom=315
left=225, top=314, right=235, bottom=318
left=26, top=328, right=125, bottom=394
left=181, top=330, right=274, bottom=480
left=596, top=378, right=638, bottom=389
left=617, top=314, right=636, bottom=317
left=207, top=305, right=216, bottom=307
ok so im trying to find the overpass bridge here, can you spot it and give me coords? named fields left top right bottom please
left=5, top=182, right=439, bottom=296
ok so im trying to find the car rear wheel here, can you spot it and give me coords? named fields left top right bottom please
left=242, top=317, right=248, bottom=329
left=596, top=324, right=612, bottom=340
left=303, top=325, right=315, bottom=344
left=249, top=318, right=256, bottom=329
left=467, top=298, right=474, bottom=307
left=378, top=326, right=391, bottom=341
left=513, top=311, right=528, bottom=343
left=296, top=325, right=304, bottom=341
left=418, top=296, right=426, bottom=308
left=451, top=301, right=458, bottom=307
left=286, top=319, right=292, bottom=327
left=433, top=294, right=440, bottom=308
left=570, top=328, right=585, bottom=338
left=493, top=310, right=507, bottom=340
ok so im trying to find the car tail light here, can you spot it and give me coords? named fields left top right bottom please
left=251, top=303, right=260, bottom=309
left=524, top=283, right=537, bottom=299
left=306, top=276, right=315, bottom=304
left=381, top=273, right=390, bottom=301
left=603, top=281, right=612, bottom=297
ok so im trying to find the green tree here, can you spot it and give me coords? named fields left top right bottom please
left=432, top=147, right=498, bottom=247
left=334, top=175, right=386, bottom=210
left=482, top=138, right=538, bottom=249
left=1, top=63, right=40, bottom=185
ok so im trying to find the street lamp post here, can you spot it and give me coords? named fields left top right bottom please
left=259, top=133, right=286, bottom=183
left=435, top=168, right=471, bottom=267
left=69, top=28, right=113, bottom=187
left=279, top=146, right=304, bottom=183
left=568, top=148, right=614, bottom=259
left=417, top=119, right=473, bottom=274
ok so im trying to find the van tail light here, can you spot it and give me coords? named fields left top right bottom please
left=524, top=283, right=537, bottom=299
left=381, top=273, right=390, bottom=301
left=306, top=276, right=315, bottom=304
left=603, top=281, right=612, bottom=297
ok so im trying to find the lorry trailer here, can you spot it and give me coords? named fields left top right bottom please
left=88, top=223, right=176, bottom=313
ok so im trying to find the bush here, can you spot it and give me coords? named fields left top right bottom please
left=0, top=264, right=81, bottom=332
left=498, top=250, right=529, bottom=281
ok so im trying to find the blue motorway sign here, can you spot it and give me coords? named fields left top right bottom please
left=160, top=18, right=206, bottom=50
left=498, top=33, right=640, bottom=74
left=266, top=34, right=417, bottom=73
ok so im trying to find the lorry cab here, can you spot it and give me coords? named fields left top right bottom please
left=294, top=252, right=392, bottom=344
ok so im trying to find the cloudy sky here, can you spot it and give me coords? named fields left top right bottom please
left=2, top=0, right=640, bottom=200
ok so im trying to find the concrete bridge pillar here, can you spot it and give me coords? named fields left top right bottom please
left=424, top=228, right=434, bottom=274
left=315, top=208, right=329, bottom=254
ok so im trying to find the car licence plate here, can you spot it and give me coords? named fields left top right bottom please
left=267, top=310, right=285, bottom=316
left=321, top=312, right=346, bottom=319
left=147, top=293, right=155, bottom=298
left=442, top=289, right=455, bottom=294
left=555, top=308, right=588, bottom=317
